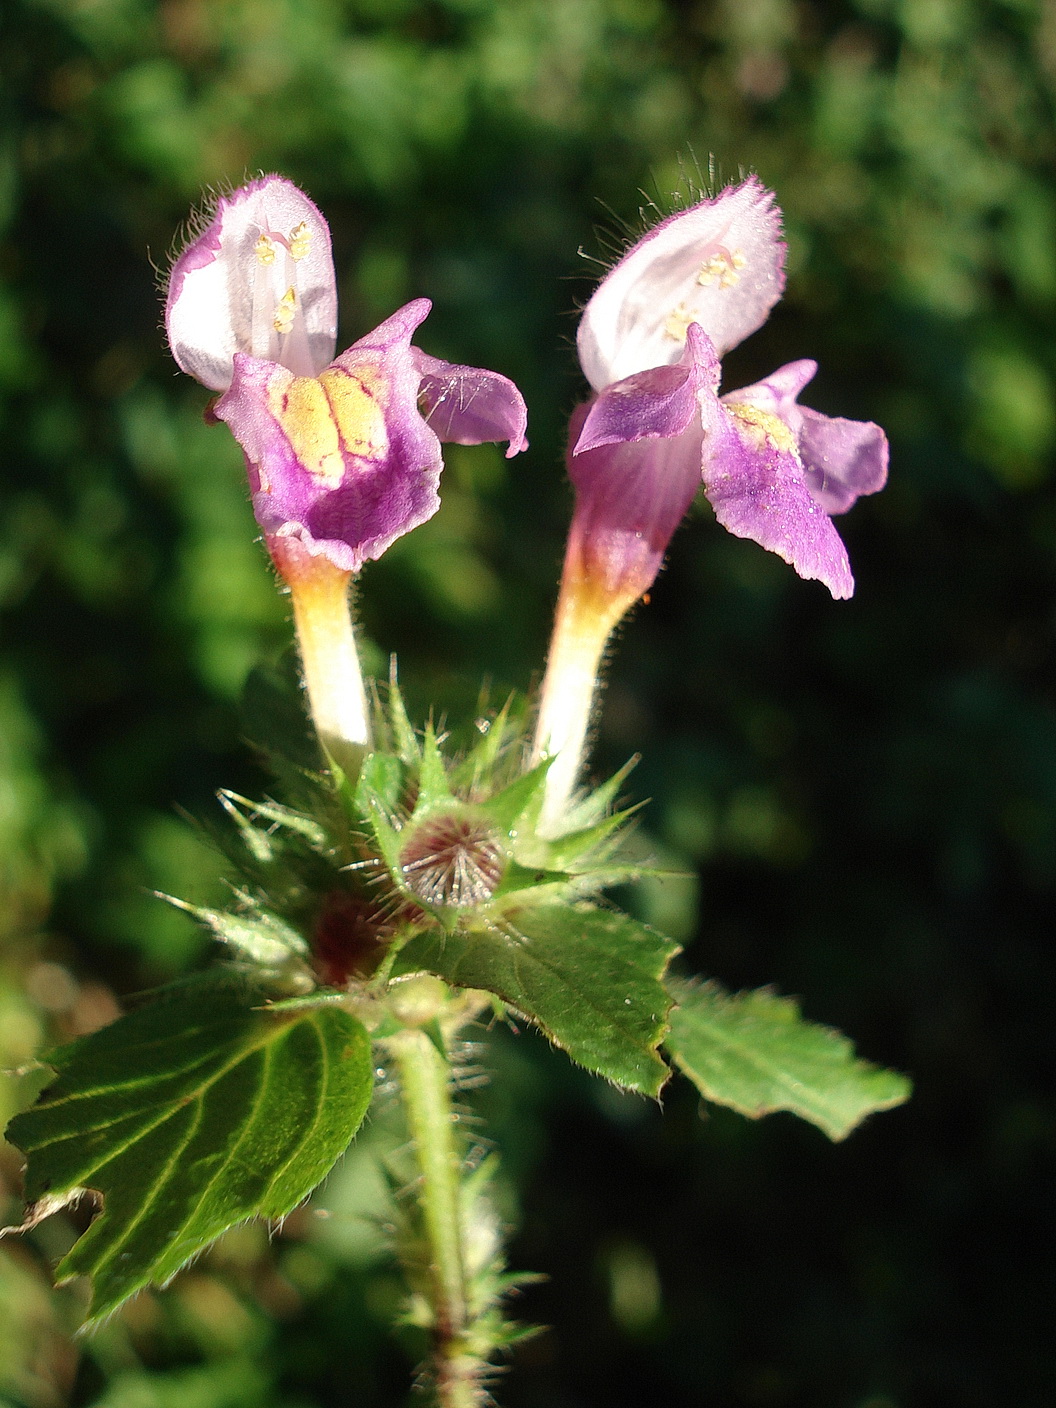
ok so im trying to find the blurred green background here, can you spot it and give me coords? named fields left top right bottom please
left=2, top=0, right=1054, bottom=1403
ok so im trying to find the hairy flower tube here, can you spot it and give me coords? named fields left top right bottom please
left=166, top=176, right=527, bottom=774
left=533, top=176, right=888, bottom=825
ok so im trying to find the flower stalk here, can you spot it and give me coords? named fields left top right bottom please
left=532, top=546, right=633, bottom=831
left=272, top=539, right=370, bottom=779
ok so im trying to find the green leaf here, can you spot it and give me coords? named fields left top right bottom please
left=158, top=895, right=310, bottom=964
left=534, top=806, right=638, bottom=871
left=218, top=791, right=329, bottom=851
left=417, top=722, right=454, bottom=809
left=559, top=757, right=638, bottom=832
left=490, top=859, right=575, bottom=898
left=216, top=791, right=277, bottom=863
left=478, top=759, right=550, bottom=836
left=355, top=749, right=408, bottom=822
left=355, top=755, right=408, bottom=886
left=395, top=903, right=678, bottom=1096
left=489, top=860, right=661, bottom=905
left=5, top=976, right=374, bottom=1321
left=451, top=694, right=516, bottom=795
left=665, top=979, right=911, bottom=1141
left=381, top=666, right=421, bottom=765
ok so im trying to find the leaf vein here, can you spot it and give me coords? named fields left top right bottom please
left=155, top=1045, right=272, bottom=1257
left=27, top=1017, right=288, bottom=1183
left=673, top=1015, right=843, bottom=1115
left=88, top=1092, right=207, bottom=1279
left=257, top=1015, right=330, bottom=1208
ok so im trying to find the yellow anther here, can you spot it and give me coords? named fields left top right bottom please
left=273, top=286, right=298, bottom=335
left=698, top=248, right=747, bottom=289
left=288, top=221, right=311, bottom=261
left=255, top=233, right=277, bottom=266
left=725, top=402, right=798, bottom=456
left=663, top=303, right=696, bottom=342
left=697, top=254, right=727, bottom=287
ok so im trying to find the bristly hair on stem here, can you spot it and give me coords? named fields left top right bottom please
left=384, top=1005, right=539, bottom=1408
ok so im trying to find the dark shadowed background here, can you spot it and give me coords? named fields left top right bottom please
left=2, top=1, right=1054, bottom=1404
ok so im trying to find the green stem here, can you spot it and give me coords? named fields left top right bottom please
left=390, top=1027, right=482, bottom=1408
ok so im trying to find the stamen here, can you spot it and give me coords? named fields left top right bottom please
left=251, top=223, right=318, bottom=373
left=663, top=303, right=696, bottom=342
left=288, top=221, right=311, bottom=261
left=697, top=254, right=728, bottom=287
left=698, top=247, right=747, bottom=289
left=273, top=287, right=298, bottom=335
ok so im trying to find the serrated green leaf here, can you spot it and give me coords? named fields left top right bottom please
left=394, top=903, right=678, bottom=1096
left=665, top=979, right=911, bottom=1141
left=6, top=978, right=374, bottom=1321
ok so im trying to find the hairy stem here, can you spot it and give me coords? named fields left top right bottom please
left=390, top=1026, right=483, bottom=1408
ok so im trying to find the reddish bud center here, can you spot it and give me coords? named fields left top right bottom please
left=399, top=812, right=506, bottom=909
left=312, top=888, right=394, bottom=986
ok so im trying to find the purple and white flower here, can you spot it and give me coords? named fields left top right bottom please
left=166, top=175, right=528, bottom=579
left=533, top=177, right=889, bottom=824
left=568, top=175, right=888, bottom=602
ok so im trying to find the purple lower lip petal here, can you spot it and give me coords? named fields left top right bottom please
left=212, top=300, right=528, bottom=576
left=722, top=359, right=888, bottom=521
left=705, top=403, right=856, bottom=600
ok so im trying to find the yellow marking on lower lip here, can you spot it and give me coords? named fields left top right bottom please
left=320, top=366, right=390, bottom=462
left=724, top=402, right=797, bottom=455
left=268, top=364, right=391, bottom=489
left=271, top=375, right=344, bottom=488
